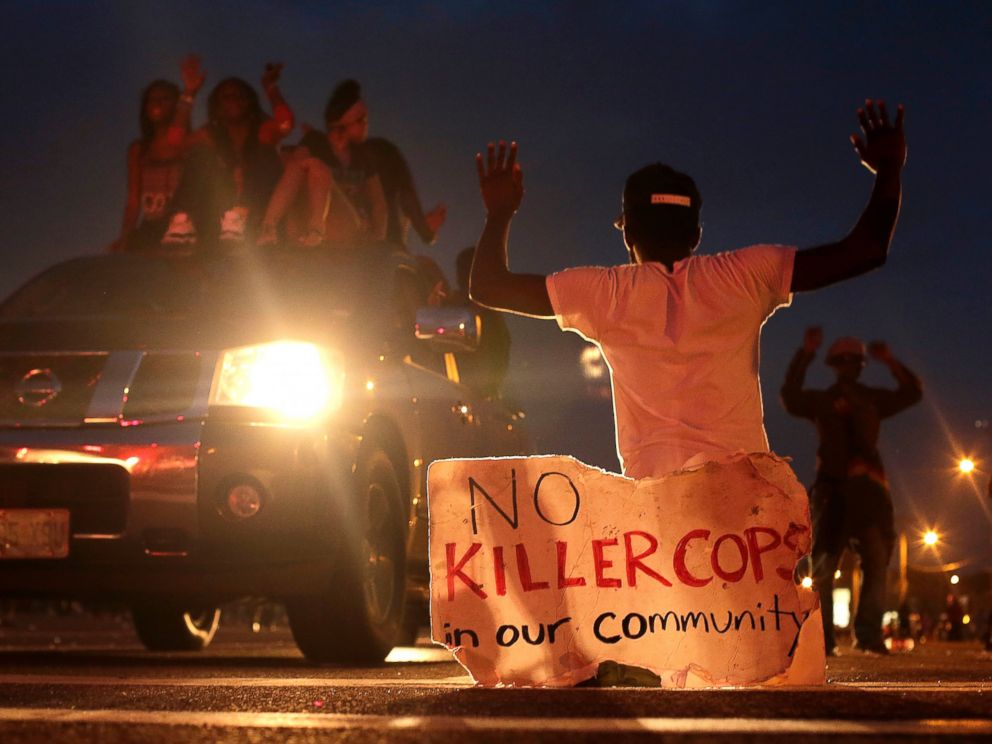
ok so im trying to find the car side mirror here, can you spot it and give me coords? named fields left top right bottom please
left=415, top=306, right=479, bottom=352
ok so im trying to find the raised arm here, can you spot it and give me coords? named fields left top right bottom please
left=780, top=326, right=822, bottom=418
left=867, top=341, right=923, bottom=416
left=258, top=62, right=294, bottom=145
left=469, top=141, right=553, bottom=318
left=791, top=100, right=906, bottom=292
left=165, top=55, right=205, bottom=151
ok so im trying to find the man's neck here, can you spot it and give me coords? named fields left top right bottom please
left=632, top=244, right=693, bottom=270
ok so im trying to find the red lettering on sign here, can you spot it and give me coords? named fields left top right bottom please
left=446, top=542, right=487, bottom=601
left=592, top=538, right=622, bottom=588
left=712, top=533, right=748, bottom=583
left=673, top=529, right=712, bottom=587
left=515, top=543, right=550, bottom=591
left=493, top=545, right=507, bottom=596
left=624, top=531, right=672, bottom=587
left=744, top=527, right=781, bottom=583
left=556, top=540, right=587, bottom=588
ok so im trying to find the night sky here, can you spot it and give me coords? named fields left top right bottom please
left=2, top=1, right=990, bottom=570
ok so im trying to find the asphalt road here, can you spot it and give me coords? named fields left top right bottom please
left=0, top=609, right=990, bottom=742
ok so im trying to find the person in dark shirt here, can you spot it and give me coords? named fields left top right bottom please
left=163, top=63, right=294, bottom=248
left=258, top=80, right=386, bottom=247
left=363, top=137, right=446, bottom=249
left=781, top=326, right=922, bottom=655
left=447, top=247, right=510, bottom=398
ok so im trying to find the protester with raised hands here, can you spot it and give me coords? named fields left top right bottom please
left=113, top=55, right=204, bottom=252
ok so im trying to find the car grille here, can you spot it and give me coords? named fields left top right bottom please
left=0, top=463, right=128, bottom=535
left=122, top=352, right=202, bottom=420
left=0, top=354, right=106, bottom=424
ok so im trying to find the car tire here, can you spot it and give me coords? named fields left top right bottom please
left=288, top=446, right=407, bottom=663
left=131, top=604, right=221, bottom=651
left=395, top=602, right=426, bottom=647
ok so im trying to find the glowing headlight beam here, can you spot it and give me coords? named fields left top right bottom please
left=211, top=341, right=343, bottom=420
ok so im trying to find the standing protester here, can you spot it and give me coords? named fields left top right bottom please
left=781, top=329, right=922, bottom=655
left=448, top=247, right=510, bottom=399
left=163, top=63, right=294, bottom=247
left=469, top=99, right=906, bottom=683
left=114, top=55, right=204, bottom=252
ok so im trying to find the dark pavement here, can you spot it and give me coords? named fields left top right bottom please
left=0, top=609, right=989, bottom=742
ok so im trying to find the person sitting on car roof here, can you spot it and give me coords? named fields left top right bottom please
left=112, top=55, right=204, bottom=253
left=256, top=79, right=386, bottom=248
left=161, top=63, right=294, bottom=249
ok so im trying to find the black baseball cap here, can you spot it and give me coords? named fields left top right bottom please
left=615, top=163, right=701, bottom=230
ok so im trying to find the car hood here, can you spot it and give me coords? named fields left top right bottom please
left=0, top=317, right=303, bottom=353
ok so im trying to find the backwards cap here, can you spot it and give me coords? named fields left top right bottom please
left=623, top=163, right=700, bottom=212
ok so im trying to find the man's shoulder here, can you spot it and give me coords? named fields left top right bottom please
left=693, top=244, right=796, bottom=264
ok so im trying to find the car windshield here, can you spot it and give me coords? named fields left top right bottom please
left=0, top=250, right=403, bottom=323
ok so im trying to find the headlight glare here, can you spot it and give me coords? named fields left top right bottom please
left=211, top=341, right=342, bottom=420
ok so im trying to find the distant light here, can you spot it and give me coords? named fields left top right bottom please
left=923, top=530, right=939, bottom=546
left=800, top=576, right=813, bottom=589
left=580, top=345, right=607, bottom=381
left=834, top=570, right=841, bottom=580
left=832, top=587, right=852, bottom=628
left=963, top=614, right=971, bottom=625
left=950, top=574, right=960, bottom=585
left=366, top=380, right=375, bottom=392
left=958, top=458, right=975, bottom=474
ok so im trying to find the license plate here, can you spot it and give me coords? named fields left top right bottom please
left=0, top=509, right=70, bottom=559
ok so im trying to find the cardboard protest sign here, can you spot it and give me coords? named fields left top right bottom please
left=428, top=453, right=824, bottom=687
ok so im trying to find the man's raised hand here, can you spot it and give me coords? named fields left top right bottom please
left=803, top=326, right=823, bottom=354
left=476, top=141, right=523, bottom=218
left=180, top=54, right=205, bottom=97
left=851, top=99, right=906, bottom=175
left=868, top=340, right=894, bottom=363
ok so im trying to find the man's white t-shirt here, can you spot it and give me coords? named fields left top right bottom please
left=546, top=245, right=796, bottom=479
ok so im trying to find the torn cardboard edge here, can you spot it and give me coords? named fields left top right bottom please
left=427, top=451, right=826, bottom=688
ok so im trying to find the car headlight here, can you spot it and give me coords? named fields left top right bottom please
left=210, top=341, right=343, bottom=420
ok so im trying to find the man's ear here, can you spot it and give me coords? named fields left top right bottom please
left=690, top=225, right=702, bottom=252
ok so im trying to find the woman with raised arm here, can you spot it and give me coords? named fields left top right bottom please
left=163, top=62, right=294, bottom=248
left=113, top=55, right=204, bottom=252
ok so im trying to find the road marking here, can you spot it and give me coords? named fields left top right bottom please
left=0, top=674, right=988, bottom=693
left=833, top=681, right=992, bottom=691
left=0, top=674, right=474, bottom=688
left=0, top=708, right=988, bottom=735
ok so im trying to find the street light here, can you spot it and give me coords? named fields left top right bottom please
left=958, top=458, right=975, bottom=474
left=899, top=528, right=941, bottom=604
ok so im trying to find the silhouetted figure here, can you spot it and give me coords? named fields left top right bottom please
left=364, top=137, right=446, bottom=249
left=115, top=55, right=204, bottom=252
left=781, top=329, right=922, bottom=655
left=447, top=247, right=510, bottom=398
left=945, top=594, right=965, bottom=641
left=470, top=100, right=907, bottom=684
left=164, top=64, right=294, bottom=248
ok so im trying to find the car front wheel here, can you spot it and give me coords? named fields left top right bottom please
left=288, top=446, right=407, bottom=663
left=131, top=603, right=221, bottom=651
